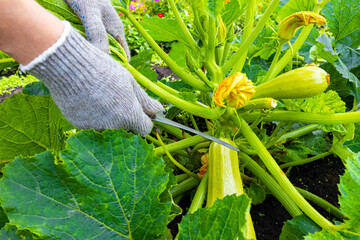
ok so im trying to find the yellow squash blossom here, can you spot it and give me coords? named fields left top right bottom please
left=198, top=153, right=209, bottom=178
left=278, top=11, right=326, bottom=41
left=214, top=73, right=255, bottom=109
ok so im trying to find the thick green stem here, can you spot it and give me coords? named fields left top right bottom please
left=168, top=0, right=199, bottom=53
left=237, top=116, right=341, bottom=231
left=154, top=134, right=206, bottom=156
left=230, top=0, right=256, bottom=74
left=205, top=17, right=223, bottom=83
left=276, top=124, right=319, bottom=144
left=241, top=111, right=360, bottom=125
left=188, top=171, right=208, bottom=214
left=261, top=42, right=284, bottom=83
left=126, top=64, right=222, bottom=119
left=223, top=0, right=280, bottom=74
left=118, top=8, right=211, bottom=91
left=239, top=152, right=303, bottom=217
left=176, top=174, right=190, bottom=183
left=145, top=135, right=161, bottom=146
left=295, top=187, right=348, bottom=221
left=170, top=177, right=200, bottom=198
left=155, top=121, right=190, bottom=140
left=192, top=8, right=206, bottom=39
left=280, top=151, right=333, bottom=169
left=268, top=3, right=324, bottom=79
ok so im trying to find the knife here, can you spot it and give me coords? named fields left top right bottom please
left=151, top=113, right=240, bottom=152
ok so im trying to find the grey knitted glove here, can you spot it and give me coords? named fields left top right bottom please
left=64, top=0, right=131, bottom=58
left=20, top=21, right=163, bottom=136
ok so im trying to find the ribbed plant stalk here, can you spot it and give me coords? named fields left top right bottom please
left=295, top=187, right=347, bottom=221
left=241, top=111, right=360, bottom=125
left=222, top=0, right=280, bottom=74
left=230, top=0, right=256, bottom=74
left=188, top=171, right=209, bottom=214
left=276, top=124, right=319, bottom=144
left=267, top=1, right=330, bottom=79
left=117, top=7, right=211, bottom=91
left=205, top=17, right=223, bottom=84
left=280, top=151, right=333, bottom=169
left=168, top=0, right=199, bottom=53
left=261, top=42, right=284, bottom=83
left=170, top=177, right=200, bottom=198
left=239, top=152, right=303, bottom=217
left=154, top=134, right=206, bottom=156
left=126, top=64, right=222, bottom=120
left=236, top=116, right=343, bottom=231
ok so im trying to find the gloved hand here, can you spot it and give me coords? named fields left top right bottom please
left=64, top=0, right=131, bottom=59
left=21, top=21, right=163, bottom=136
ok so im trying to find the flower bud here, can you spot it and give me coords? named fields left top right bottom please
left=214, top=73, right=255, bottom=109
left=278, top=11, right=326, bottom=41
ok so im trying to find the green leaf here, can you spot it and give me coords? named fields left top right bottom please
left=0, top=51, right=18, bottom=70
left=169, top=42, right=188, bottom=69
left=177, top=194, right=251, bottom=240
left=242, top=64, right=267, bottom=84
left=277, top=141, right=312, bottom=163
left=0, top=206, right=9, bottom=229
left=321, top=63, right=354, bottom=107
left=283, top=90, right=346, bottom=113
left=278, top=0, right=315, bottom=19
left=344, top=123, right=360, bottom=153
left=311, top=34, right=338, bottom=64
left=283, top=91, right=347, bottom=133
left=36, top=0, right=81, bottom=24
left=0, top=224, right=37, bottom=240
left=206, top=0, right=225, bottom=19
left=221, top=0, right=247, bottom=27
left=334, top=59, right=360, bottom=105
left=244, top=182, right=266, bottom=205
left=280, top=215, right=321, bottom=240
left=338, top=153, right=360, bottom=232
left=0, top=130, right=173, bottom=239
left=140, top=17, right=187, bottom=44
left=299, top=132, right=328, bottom=155
left=0, top=94, right=69, bottom=162
left=322, top=0, right=360, bottom=46
left=22, top=82, right=50, bottom=96
left=130, top=50, right=158, bottom=82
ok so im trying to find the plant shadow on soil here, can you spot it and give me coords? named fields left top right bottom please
left=1, top=67, right=345, bottom=240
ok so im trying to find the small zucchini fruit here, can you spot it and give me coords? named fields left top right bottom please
left=252, top=66, right=330, bottom=100
left=207, top=138, right=256, bottom=239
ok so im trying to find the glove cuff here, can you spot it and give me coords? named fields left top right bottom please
left=20, top=21, right=113, bottom=97
left=20, top=21, right=72, bottom=72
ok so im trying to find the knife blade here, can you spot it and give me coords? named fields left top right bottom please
left=151, top=114, right=240, bottom=152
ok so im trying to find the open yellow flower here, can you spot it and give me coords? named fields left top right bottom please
left=278, top=11, right=326, bottom=41
left=214, top=73, right=255, bottom=109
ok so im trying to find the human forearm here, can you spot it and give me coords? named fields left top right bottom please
left=0, top=0, right=64, bottom=65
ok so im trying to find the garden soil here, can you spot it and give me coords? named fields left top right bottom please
left=1, top=67, right=345, bottom=240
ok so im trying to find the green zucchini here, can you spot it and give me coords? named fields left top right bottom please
left=253, top=66, right=329, bottom=99
left=207, top=138, right=256, bottom=239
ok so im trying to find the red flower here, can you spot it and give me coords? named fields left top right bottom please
left=157, top=13, right=164, bottom=18
left=119, top=12, right=123, bottom=16
left=152, top=14, right=155, bottom=16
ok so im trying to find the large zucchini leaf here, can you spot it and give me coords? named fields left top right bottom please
left=0, top=130, right=174, bottom=239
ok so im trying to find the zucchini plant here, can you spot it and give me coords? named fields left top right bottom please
left=1, top=0, right=360, bottom=239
